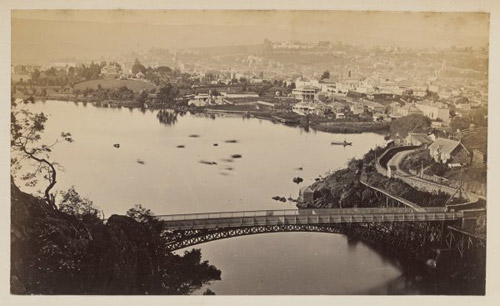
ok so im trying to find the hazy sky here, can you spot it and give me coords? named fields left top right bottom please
left=12, top=10, right=489, bottom=63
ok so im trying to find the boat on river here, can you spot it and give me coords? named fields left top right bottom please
left=331, top=140, right=352, bottom=146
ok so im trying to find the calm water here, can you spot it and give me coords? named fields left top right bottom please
left=17, top=100, right=431, bottom=295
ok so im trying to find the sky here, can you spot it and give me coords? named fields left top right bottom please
left=11, top=10, right=490, bottom=63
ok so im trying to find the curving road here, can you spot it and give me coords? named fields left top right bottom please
left=384, top=147, right=480, bottom=202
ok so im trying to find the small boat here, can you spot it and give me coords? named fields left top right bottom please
left=231, top=154, right=242, bottom=159
left=293, top=177, right=304, bottom=184
left=176, top=145, right=185, bottom=148
left=199, top=160, right=217, bottom=165
left=331, top=140, right=352, bottom=146
left=225, top=139, right=238, bottom=143
left=113, top=143, right=120, bottom=148
left=213, top=143, right=219, bottom=146
left=136, top=159, right=145, bottom=165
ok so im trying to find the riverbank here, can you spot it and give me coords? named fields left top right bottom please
left=297, top=145, right=466, bottom=209
left=296, top=145, right=486, bottom=293
left=16, top=92, right=391, bottom=135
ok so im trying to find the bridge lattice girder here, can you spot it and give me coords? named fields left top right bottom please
left=162, top=220, right=457, bottom=254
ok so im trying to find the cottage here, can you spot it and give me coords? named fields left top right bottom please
left=135, top=71, right=145, bottom=79
left=398, top=102, right=423, bottom=116
left=404, top=133, right=435, bottom=146
left=329, top=101, right=346, bottom=113
left=292, top=102, right=324, bottom=116
left=388, top=102, right=401, bottom=115
left=428, top=138, right=469, bottom=164
left=415, top=100, right=450, bottom=123
left=350, top=104, right=365, bottom=115
left=292, top=85, right=320, bottom=102
left=188, top=94, right=211, bottom=107
left=334, top=112, right=346, bottom=119
left=101, top=65, right=121, bottom=79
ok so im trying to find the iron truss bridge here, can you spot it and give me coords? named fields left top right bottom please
left=157, top=207, right=466, bottom=252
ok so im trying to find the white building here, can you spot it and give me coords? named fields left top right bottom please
left=415, top=101, right=450, bottom=123
left=292, top=86, right=320, bottom=102
left=292, top=102, right=324, bottom=116
left=188, top=94, right=211, bottom=107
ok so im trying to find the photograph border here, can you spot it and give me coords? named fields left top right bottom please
left=1, top=1, right=499, bottom=305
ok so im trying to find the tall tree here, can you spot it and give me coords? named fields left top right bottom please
left=126, top=205, right=222, bottom=294
left=132, top=59, right=146, bottom=75
left=11, top=98, right=74, bottom=209
left=389, top=114, right=431, bottom=139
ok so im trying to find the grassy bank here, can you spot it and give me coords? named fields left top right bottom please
left=312, top=121, right=390, bottom=134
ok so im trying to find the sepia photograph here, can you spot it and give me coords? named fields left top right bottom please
left=3, top=3, right=497, bottom=302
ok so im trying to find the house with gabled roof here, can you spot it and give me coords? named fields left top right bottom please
left=405, top=133, right=435, bottom=146
left=428, top=138, right=469, bottom=164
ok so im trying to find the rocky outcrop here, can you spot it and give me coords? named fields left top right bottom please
left=11, top=181, right=161, bottom=295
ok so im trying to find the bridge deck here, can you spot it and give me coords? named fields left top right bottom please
left=158, top=207, right=462, bottom=231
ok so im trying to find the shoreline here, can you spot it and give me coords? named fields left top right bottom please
left=22, top=95, right=391, bottom=135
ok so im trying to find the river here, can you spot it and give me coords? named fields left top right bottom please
left=16, top=100, right=443, bottom=295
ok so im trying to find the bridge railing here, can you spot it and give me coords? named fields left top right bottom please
left=156, top=207, right=448, bottom=222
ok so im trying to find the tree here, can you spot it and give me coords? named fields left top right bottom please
left=59, top=186, right=102, bottom=221
left=136, top=90, right=149, bottom=107
left=157, top=84, right=179, bottom=105
left=203, top=288, right=216, bottom=295
left=161, top=249, right=221, bottom=294
left=425, top=89, right=439, bottom=101
left=30, top=69, right=41, bottom=84
left=126, top=204, right=155, bottom=223
left=389, top=114, right=431, bottom=139
left=157, top=66, right=172, bottom=76
left=450, top=116, right=471, bottom=132
left=321, top=70, right=330, bottom=80
left=126, top=204, right=222, bottom=294
left=132, top=59, right=146, bottom=75
left=11, top=98, right=74, bottom=209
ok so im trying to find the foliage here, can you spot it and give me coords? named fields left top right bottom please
left=11, top=98, right=74, bottom=209
left=126, top=204, right=155, bottom=223
left=21, top=62, right=106, bottom=86
left=161, top=249, right=221, bottom=295
left=136, top=90, right=149, bottom=106
left=450, top=116, right=470, bottom=132
left=203, top=288, right=216, bottom=295
left=157, top=83, right=180, bottom=105
left=132, top=58, right=146, bottom=75
left=321, top=70, right=330, bottom=80
left=126, top=204, right=222, bottom=294
left=389, top=114, right=431, bottom=138
left=425, top=162, right=449, bottom=177
left=59, top=186, right=102, bottom=221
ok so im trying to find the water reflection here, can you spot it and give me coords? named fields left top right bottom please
left=157, top=109, right=178, bottom=125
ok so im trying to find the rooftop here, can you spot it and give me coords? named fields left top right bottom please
left=428, top=138, right=463, bottom=155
